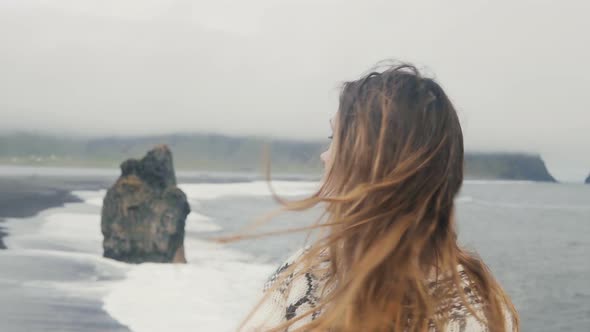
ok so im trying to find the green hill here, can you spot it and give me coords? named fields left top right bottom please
left=0, top=133, right=323, bottom=173
left=0, top=133, right=556, bottom=182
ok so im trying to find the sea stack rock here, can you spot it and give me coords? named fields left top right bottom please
left=585, top=173, right=590, bottom=184
left=101, top=145, right=190, bottom=263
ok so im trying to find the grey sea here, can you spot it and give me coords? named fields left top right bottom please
left=0, top=169, right=589, bottom=331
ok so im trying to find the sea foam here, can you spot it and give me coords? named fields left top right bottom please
left=81, top=180, right=316, bottom=332
left=1, top=180, right=317, bottom=332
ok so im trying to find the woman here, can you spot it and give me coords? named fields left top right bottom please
left=240, top=63, right=518, bottom=331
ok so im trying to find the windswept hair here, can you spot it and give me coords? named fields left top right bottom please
left=231, top=63, right=519, bottom=332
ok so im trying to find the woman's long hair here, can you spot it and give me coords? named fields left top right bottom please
left=232, top=63, right=519, bottom=331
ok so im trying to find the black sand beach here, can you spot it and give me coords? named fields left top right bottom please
left=0, top=173, right=131, bottom=332
left=0, top=168, right=321, bottom=332
left=0, top=168, right=310, bottom=248
left=0, top=176, right=112, bottom=249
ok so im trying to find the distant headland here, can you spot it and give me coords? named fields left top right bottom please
left=0, top=133, right=557, bottom=182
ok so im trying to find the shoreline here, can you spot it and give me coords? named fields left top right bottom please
left=0, top=175, right=132, bottom=332
left=0, top=177, right=111, bottom=249
left=0, top=172, right=587, bottom=331
left=0, top=168, right=572, bottom=249
left=0, top=164, right=321, bottom=181
left=0, top=169, right=319, bottom=249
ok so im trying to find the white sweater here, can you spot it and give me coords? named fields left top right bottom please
left=243, top=248, right=512, bottom=332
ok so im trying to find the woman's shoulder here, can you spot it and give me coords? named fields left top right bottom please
left=242, top=248, right=313, bottom=331
left=247, top=247, right=327, bottom=331
left=431, top=265, right=514, bottom=332
left=263, top=247, right=309, bottom=292
left=264, top=246, right=330, bottom=295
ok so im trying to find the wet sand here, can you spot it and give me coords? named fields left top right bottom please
left=0, top=252, right=131, bottom=332
left=0, top=174, right=131, bottom=331
left=0, top=169, right=316, bottom=331
left=0, top=169, right=307, bottom=247
left=0, top=176, right=112, bottom=248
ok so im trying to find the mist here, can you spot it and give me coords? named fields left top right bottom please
left=0, top=0, right=589, bottom=181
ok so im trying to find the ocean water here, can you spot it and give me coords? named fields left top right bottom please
left=1, top=180, right=589, bottom=331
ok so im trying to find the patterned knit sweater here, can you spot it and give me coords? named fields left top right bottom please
left=243, top=248, right=513, bottom=332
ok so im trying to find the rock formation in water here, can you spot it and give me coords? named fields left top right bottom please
left=101, top=145, right=190, bottom=263
left=585, top=173, right=590, bottom=184
left=464, top=153, right=556, bottom=182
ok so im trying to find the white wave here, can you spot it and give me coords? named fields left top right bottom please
left=464, top=180, right=533, bottom=185
left=4, top=210, right=102, bottom=254
left=179, top=181, right=319, bottom=200
left=103, top=238, right=273, bottom=332
left=72, top=190, right=107, bottom=207
left=6, top=237, right=272, bottom=332
left=1, top=247, right=128, bottom=271
left=186, top=212, right=222, bottom=233
left=470, top=198, right=590, bottom=210
left=12, top=181, right=316, bottom=332
left=456, top=196, right=474, bottom=203
left=38, top=212, right=103, bottom=253
left=73, top=181, right=318, bottom=206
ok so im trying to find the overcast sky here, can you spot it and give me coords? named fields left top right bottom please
left=0, top=0, right=589, bottom=181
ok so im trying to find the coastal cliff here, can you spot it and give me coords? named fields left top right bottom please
left=0, top=133, right=558, bottom=182
left=465, top=153, right=556, bottom=182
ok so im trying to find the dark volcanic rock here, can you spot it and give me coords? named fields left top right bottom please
left=585, top=173, right=590, bottom=184
left=101, top=145, right=190, bottom=263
